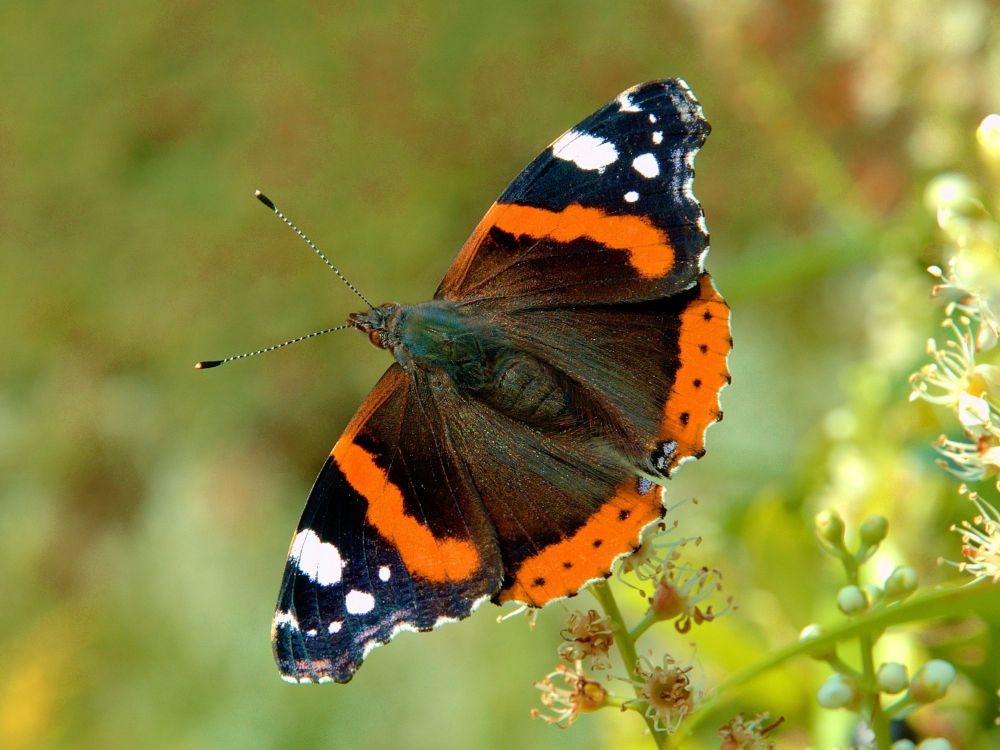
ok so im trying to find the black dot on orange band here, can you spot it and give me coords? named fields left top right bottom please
left=618, top=509, right=631, bottom=521
left=693, top=378, right=702, bottom=388
left=680, top=412, right=690, bottom=425
left=703, top=310, right=713, bottom=321
left=699, top=344, right=708, bottom=354
left=533, top=576, right=546, bottom=587
left=563, top=561, right=573, bottom=569
left=593, top=539, right=603, bottom=548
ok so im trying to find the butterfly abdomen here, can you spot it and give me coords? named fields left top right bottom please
left=474, top=352, right=576, bottom=426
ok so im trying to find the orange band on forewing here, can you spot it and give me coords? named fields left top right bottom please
left=497, top=479, right=662, bottom=606
left=333, top=439, right=480, bottom=583
left=487, top=203, right=675, bottom=280
left=660, top=274, right=731, bottom=466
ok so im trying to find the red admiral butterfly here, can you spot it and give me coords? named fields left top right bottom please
left=229, top=79, right=728, bottom=683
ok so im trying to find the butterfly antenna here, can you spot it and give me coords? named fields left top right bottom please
left=195, top=324, right=352, bottom=370
left=255, top=190, right=375, bottom=310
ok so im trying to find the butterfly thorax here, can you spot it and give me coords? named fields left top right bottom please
left=349, top=301, right=574, bottom=426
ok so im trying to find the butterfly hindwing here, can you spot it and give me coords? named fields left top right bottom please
left=436, top=79, right=710, bottom=306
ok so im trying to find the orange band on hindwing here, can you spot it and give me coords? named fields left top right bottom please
left=660, top=274, right=731, bottom=469
left=497, top=479, right=662, bottom=606
left=332, top=439, right=481, bottom=582
left=487, top=202, right=676, bottom=280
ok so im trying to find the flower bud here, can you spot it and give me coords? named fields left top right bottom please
left=817, top=673, right=858, bottom=709
left=910, top=659, right=957, bottom=703
left=977, top=114, right=1000, bottom=163
left=884, top=566, right=919, bottom=600
left=923, top=173, right=976, bottom=214
left=815, top=510, right=846, bottom=547
left=877, top=662, right=909, bottom=694
left=837, top=585, right=869, bottom=615
left=864, top=584, right=884, bottom=606
left=860, top=515, right=889, bottom=546
left=650, top=577, right=685, bottom=621
left=800, top=623, right=835, bottom=661
left=916, top=739, right=953, bottom=750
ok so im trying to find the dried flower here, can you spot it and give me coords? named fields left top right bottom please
left=649, top=555, right=732, bottom=633
left=531, top=663, right=608, bottom=728
left=630, top=654, right=696, bottom=733
left=718, top=712, right=782, bottom=750
left=557, top=610, right=614, bottom=671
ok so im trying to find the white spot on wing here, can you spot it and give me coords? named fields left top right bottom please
left=306, top=628, right=318, bottom=637
left=378, top=565, right=391, bottom=582
left=649, top=113, right=658, bottom=123
left=274, top=610, right=300, bottom=631
left=624, top=190, right=639, bottom=203
left=328, top=620, right=343, bottom=634
left=552, top=130, right=619, bottom=171
left=632, top=153, right=660, bottom=179
left=652, top=131, right=663, bottom=145
left=289, top=529, right=344, bottom=586
left=617, top=90, right=641, bottom=112
left=345, top=589, right=375, bottom=615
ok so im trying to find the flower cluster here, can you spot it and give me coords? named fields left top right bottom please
left=807, top=510, right=959, bottom=749
left=910, top=116, right=1000, bottom=491
left=717, top=712, right=782, bottom=750
left=531, top=514, right=744, bottom=741
left=943, top=487, right=1000, bottom=583
left=620, top=517, right=732, bottom=634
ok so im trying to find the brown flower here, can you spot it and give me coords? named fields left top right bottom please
left=632, top=654, right=696, bottom=733
left=558, top=610, right=614, bottom=671
left=531, top=664, right=609, bottom=729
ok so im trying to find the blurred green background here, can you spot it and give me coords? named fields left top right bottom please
left=3, top=1, right=999, bottom=748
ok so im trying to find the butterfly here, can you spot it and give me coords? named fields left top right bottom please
left=270, top=79, right=730, bottom=683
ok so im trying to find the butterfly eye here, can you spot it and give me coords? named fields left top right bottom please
left=368, top=330, right=384, bottom=348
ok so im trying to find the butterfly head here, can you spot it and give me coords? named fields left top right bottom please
left=348, top=303, right=400, bottom=350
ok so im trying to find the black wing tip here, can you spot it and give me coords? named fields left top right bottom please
left=622, top=79, right=711, bottom=136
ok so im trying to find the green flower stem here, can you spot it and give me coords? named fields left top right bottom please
left=602, top=695, right=628, bottom=709
left=842, top=548, right=892, bottom=749
left=859, top=628, right=892, bottom=750
left=679, top=582, right=1000, bottom=738
left=884, top=693, right=915, bottom=718
left=591, top=580, right=667, bottom=750
left=629, top=609, right=658, bottom=642
left=823, top=652, right=862, bottom=681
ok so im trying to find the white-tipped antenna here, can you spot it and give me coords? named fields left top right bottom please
left=255, top=190, right=374, bottom=310
left=195, top=324, right=352, bottom=370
